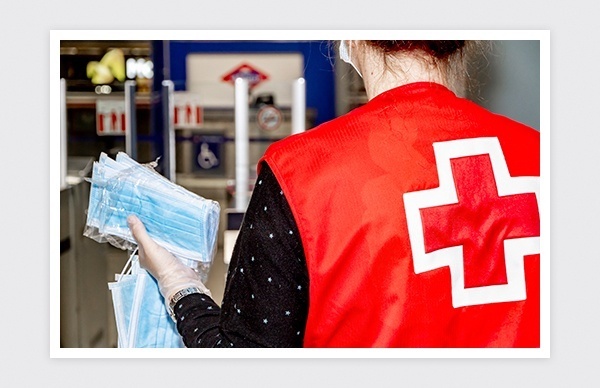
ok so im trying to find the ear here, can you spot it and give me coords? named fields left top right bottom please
left=349, top=40, right=368, bottom=61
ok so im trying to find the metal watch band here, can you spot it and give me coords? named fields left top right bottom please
left=167, top=286, right=204, bottom=322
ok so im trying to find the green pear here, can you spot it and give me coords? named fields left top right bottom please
left=86, top=61, right=99, bottom=79
left=91, top=63, right=114, bottom=84
left=100, top=48, right=125, bottom=82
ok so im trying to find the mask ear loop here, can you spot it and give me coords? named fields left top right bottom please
left=340, top=40, right=363, bottom=78
left=118, top=247, right=139, bottom=281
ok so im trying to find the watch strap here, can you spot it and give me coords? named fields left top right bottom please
left=167, top=286, right=204, bottom=322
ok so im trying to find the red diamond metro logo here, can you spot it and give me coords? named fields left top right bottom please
left=221, top=63, right=269, bottom=89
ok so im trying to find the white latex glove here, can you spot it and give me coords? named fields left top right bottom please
left=127, top=214, right=211, bottom=303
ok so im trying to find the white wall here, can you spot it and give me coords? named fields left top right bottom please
left=468, top=40, right=541, bottom=130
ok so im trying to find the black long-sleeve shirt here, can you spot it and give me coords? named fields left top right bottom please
left=173, top=162, right=309, bottom=347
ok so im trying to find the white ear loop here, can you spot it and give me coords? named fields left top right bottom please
left=117, top=247, right=139, bottom=281
left=339, top=40, right=363, bottom=78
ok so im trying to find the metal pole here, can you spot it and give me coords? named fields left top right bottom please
left=60, top=78, right=67, bottom=189
left=124, top=80, right=137, bottom=160
left=162, top=80, right=176, bottom=181
left=292, top=77, right=306, bottom=135
left=234, top=77, right=249, bottom=211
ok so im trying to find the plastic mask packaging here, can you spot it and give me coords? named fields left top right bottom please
left=108, top=252, right=184, bottom=348
left=84, top=152, right=220, bottom=278
left=339, top=40, right=363, bottom=78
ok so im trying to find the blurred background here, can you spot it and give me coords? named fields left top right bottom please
left=58, top=39, right=540, bottom=348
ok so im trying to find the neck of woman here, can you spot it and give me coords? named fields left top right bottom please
left=360, top=52, right=451, bottom=101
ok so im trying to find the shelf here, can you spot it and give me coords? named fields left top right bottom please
left=66, top=91, right=154, bottom=108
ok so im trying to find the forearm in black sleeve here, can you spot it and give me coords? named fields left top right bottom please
left=174, top=162, right=309, bottom=347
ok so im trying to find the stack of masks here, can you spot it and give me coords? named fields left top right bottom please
left=84, top=152, right=220, bottom=270
left=84, top=152, right=220, bottom=348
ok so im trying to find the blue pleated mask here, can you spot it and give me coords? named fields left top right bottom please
left=85, top=152, right=220, bottom=265
left=108, top=252, right=185, bottom=348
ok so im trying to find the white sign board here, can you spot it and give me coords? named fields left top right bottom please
left=173, top=92, right=203, bottom=127
left=96, top=99, right=126, bottom=136
left=186, top=53, right=303, bottom=107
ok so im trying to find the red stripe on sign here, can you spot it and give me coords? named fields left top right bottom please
left=196, top=106, right=203, bottom=125
left=174, top=106, right=179, bottom=125
left=121, top=113, right=126, bottom=133
left=98, top=114, right=104, bottom=132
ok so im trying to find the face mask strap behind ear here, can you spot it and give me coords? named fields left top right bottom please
left=340, top=40, right=363, bottom=78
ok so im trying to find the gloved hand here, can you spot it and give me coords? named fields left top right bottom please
left=127, top=214, right=211, bottom=303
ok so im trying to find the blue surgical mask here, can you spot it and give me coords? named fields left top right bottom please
left=339, top=40, right=362, bottom=78
left=108, top=252, right=185, bottom=348
left=84, top=152, right=220, bottom=265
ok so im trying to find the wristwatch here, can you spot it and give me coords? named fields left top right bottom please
left=167, top=287, right=205, bottom=322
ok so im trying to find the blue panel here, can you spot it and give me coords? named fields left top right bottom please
left=167, top=40, right=336, bottom=126
left=149, top=40, right=165, bottom=167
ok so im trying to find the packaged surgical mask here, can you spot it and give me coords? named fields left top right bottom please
left=84, top=152, right=220, bottom=280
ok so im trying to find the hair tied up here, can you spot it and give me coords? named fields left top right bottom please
left=367, top=40, right=466, bottom=59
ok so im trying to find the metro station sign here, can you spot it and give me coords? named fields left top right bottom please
left=221, top=63, right=269, bottom=89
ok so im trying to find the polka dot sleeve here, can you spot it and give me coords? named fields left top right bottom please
left=174, top=162, right=309, bottom=347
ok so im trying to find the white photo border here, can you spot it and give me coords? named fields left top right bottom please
left=50, top=29, right=550, bottom=358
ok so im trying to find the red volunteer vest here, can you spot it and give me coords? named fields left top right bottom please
left=260, top=82, right=540, bottom=347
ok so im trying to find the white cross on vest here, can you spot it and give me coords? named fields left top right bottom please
left=403, top=137, right=540, bottom=308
